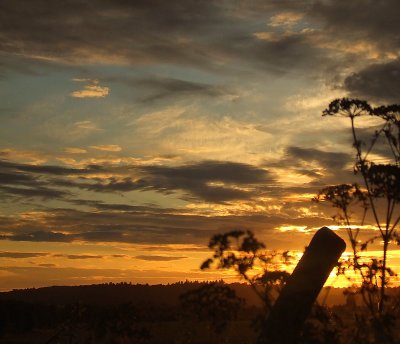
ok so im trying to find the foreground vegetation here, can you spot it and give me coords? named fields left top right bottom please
left=199, top=98, right=400, bottom=343
left=0, top=282, right=399, bottom=344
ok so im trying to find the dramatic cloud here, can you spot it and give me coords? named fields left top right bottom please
left=0, top=0, right=397, bottom=83
left=0, top=204, right=329, bottom=248
left=0, top=0, right=351, bottom=77
left=344, top=59, right=400, bottom=103
left=142, top=161, right=269, bottom=184
left=311, top=0, right=400, bottom=55
left=265, top=146, right=353, bottom=183
left=86, top=160, right=274, bottom=203
left=0, top=1, right=231, bottom=67
left=0, top=158, right=275, bottom=203
left=286, top=146, right=351, bottom=171
left=1, top=0, right=399, bottom=289
left=0, top=159, right=100, bottom=200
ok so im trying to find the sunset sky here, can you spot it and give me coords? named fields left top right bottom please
left=1, top=0, right=399, bottom=290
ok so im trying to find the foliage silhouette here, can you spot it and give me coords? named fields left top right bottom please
left=180, top=282, right=244, bottom=334
left=1, top=282, right=400, bottom=343
left=200, top=229, right=353, bottom=343
left=197, top=98, right=400, bottom=343
left=314, top=97, right=400, bottom=343
left=201, top=230, right=291, bottom=313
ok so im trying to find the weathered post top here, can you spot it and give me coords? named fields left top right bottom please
left=258, top=227, right=346, bottom=344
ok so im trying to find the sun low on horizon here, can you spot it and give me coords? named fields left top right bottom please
left=1, top=1, right=399, bottom=291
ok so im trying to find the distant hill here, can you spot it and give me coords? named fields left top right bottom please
left=0, top=282, right=257, bottom=306
left=0, top=282, right=357, bottom=307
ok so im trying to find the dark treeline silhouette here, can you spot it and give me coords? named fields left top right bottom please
left=0, top=281, right=374, bottom=344
left=0, top=281, right=260, bottom=307
left=0, top=281, right=355, bottom=307
left=0, top=281, right=258, bottom=343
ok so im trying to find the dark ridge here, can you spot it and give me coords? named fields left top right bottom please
left=0, top=281, right=358, bottom=307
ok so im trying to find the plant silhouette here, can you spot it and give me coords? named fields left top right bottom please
left=314, top=98, right=400, bottom=343
left=201, top=230, right=291, bottom=313
left=180, top=282, right=244, bottom=336
left=198, top=98, right=400, bottom=343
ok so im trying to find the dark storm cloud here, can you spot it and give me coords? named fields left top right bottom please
left=135, top=255, right=187, bottom=261
left=344, top=59, right=400, bottom=104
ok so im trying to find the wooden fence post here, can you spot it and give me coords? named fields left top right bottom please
left=258, top=227, right=346, bottom=343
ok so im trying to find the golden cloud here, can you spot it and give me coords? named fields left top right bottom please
left=71, top=79, right=110, bottom=98
left=64, top=147, right=88, bottom=154
left=89, top=144, right=122, bottom=152
left=269, top=12, right=304, bottom=28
